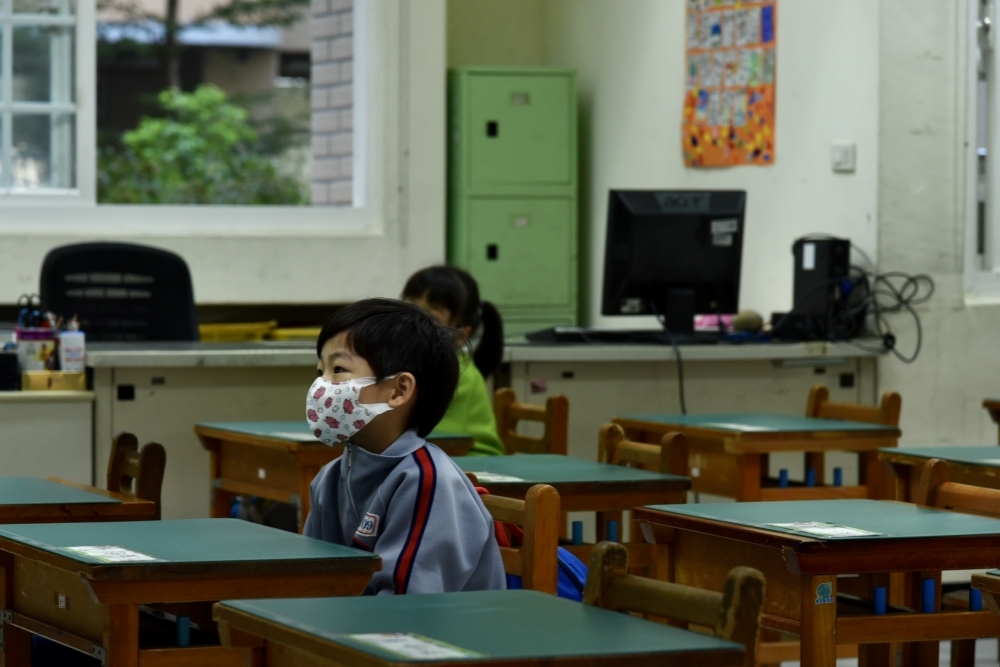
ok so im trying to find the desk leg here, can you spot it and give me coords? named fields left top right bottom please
left=800, top=574, right=837, bottom=667
left=858, top=573, right=894, bottom=667
left=0, top=552, right=28, bottom=667
left=901, top=572, right=941, bottom=667
left=736, top=454, right=763, bottom=501
left=806, top=452, right=826, bottom=485
left=209, top=449, right=234, bottom=519
left=298, top=466, right=319, bottom=533
left=105, top=604, right=139, bottom=667
left=860, top=451, right=890, bottom=500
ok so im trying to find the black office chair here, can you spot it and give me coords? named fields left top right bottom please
left=40, top=242, right=199, bottom=342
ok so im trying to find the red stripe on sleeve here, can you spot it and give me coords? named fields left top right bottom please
left=392, top=447, right=437, bottom=593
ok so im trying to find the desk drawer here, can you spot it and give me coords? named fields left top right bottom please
left=219, top=443, right=302, bottom=493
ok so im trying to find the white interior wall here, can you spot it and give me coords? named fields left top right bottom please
left=539, top=0, right=880, bottom=326
left=0, top=0, right=445, bottom=306
left=877, top=0, right=1000, bottom=445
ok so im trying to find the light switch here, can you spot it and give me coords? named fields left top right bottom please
left=831, top=143, right=856, bottom=173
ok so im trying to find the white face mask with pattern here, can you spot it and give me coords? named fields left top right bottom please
left=306, top=375, right=395, bottom=445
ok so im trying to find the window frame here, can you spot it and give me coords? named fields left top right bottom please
left=0, top=0, right=406, bottom=239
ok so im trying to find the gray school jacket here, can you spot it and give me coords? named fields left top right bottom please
left=303, top=429, right=506, bottom=595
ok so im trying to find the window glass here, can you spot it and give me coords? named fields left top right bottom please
left=0, top=0, right=77, bottom=191
left=95, top=0, right=354, bottom=207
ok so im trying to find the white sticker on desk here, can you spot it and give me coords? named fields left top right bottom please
left=63, top=546, right=160, bottom=562
left=270, top=431, right=322, bottom=442
left=468, top=472, right=525, bottom=483
left=766, top=522, right=883, bottom=538
left=346, top=633, right=481, bottom=660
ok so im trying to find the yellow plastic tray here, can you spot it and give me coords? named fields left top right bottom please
left=268, top=327, right=322, bottom=341
left=199, top=321, right=278, bottom=342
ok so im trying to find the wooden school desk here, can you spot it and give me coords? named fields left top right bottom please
left=454, top=453, right=689, bottom=542
left=984, top=399, right=1000, bottom=442
left=634, top=499, right=1000, bottom=667
left=214, top=589, right=746, bottom=667
left=879, top=446, right=1000, bottom=502
left=196, top=421, right=474, bottom=531
left=0, top=477, right=155, bottom=523
left=614, top=413, right=900, bottom=501
left=0, top=518, right=380, bottom=667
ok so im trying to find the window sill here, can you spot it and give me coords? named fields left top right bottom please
left=0, top=204, right=386, bottom=237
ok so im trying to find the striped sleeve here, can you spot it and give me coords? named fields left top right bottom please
left=390, top=448, right=437, bottom=593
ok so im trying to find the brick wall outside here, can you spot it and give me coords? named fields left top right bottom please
left=310, top=0, right=353, bottom=206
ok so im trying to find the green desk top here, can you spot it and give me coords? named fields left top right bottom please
left=0, top=478, right=119, bottom=506
left=881, top=446, right=1000, bottom=467
left=197, top=421, right=468, bottom=443
left=454, top=454, right=689, bottom=487
left=643, top=499, right=1000, bottom=541
left=620, top=413, right=897, bottom=433
left=218, top=590, right=743, bottom=663
left=0, top=518, right=378, bottom=569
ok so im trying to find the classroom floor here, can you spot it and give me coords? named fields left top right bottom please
left=781, top=638, right=998, bottom=667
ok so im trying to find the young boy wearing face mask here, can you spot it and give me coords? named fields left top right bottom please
left=303, top=298, right=505, bottom=595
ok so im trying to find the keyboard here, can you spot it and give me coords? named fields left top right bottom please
left=524, top=327, right=724, bottom=345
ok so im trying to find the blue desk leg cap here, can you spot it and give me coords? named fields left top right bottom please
left=607, top=520, right=619, bottom=543
left=572, top=521, right=583, bottom=546
left=177, top=615, right=191, bottom=647
left=833, top=467, right=843, bottom=487
left=806, top=468, right=816, bottom=487
left=971, top=587, right=984, bottom=612
left=873, top=586, right=887, bottom=615
left=778, top=469, right=789, bottom=488
left=921, top=578, right=936, bottom=613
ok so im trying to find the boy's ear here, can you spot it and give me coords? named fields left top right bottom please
left=387, top=372, right=417, bottom=409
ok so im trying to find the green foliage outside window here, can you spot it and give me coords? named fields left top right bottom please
left=98, top=85, right=307, bottom=205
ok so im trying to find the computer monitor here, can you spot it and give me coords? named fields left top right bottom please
left=601, top=190, right=746, bottom=334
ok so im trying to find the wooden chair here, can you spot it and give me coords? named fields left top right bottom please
left=596, top=423, right=687, bottom=556
left=804, top=384, right=903, bottom=493
left=913, top=459, right=1000, bottom=666
left=468, top=477, right=560, bottom=595
left=584, top=541, right=764, bottom=667
left=493, top=388, right=568, bottom=455
left=107, top=432, right=167, bottom=520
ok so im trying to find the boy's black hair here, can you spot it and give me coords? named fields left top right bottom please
left=316, top=298, right=459, bottom=437
left=401, top=266, right=504, bottom=379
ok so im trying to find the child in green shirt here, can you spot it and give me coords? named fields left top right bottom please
left=402, top=266, right=506, bottom=456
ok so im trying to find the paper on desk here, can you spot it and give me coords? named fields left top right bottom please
left=468, top=472, right=525, bottom=483
left=346, top=633, right=481, bottom=660
left=765, top=522, right=884, bottom=538
left=64, top=545, right=160, bottom=562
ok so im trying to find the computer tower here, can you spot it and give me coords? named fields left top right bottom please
left=792, top=238, right=850, bottom=315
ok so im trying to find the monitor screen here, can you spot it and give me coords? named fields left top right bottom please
left=601, top=190, right=746, bottom=331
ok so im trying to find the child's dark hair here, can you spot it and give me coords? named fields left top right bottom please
left=401, top=266, right=504, bottom=378
left=316, top=299, right=459, bottom=438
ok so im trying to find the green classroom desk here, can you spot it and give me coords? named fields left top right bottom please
left=0, top=518, right=380, bottom=667
left=196, top=421, right=474, bottom=531
left=454, top=453, right=689, bottom=538
left=879, top=446, right=1000, bottom=501
left=984, top=399, right=1000, bottom=443
left=214, top=589, right=746, bottom=667
left=634, top=499, right=1000, bottom=667
left=613, top=413, right=900, bottom=501
left=0, top=477, right=155, bottom=523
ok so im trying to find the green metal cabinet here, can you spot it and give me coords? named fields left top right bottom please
left=448, top=67, right=578, bottom=334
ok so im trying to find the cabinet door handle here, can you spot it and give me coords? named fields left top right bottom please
left=486, top=121, right=498, bottom=137
left=486, top=244, right=498, bottom=260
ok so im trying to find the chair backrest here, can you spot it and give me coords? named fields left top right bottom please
left=40, top=242, right=199, bottom=342
left=584, top=541, right=764, bottom=667
left=806, top=384, right=902, bottom=426
left=493, top=388, right=569, bottom=455
left=914, top=459, right=1000, bottom=517
left=598, top=423, right=688, bottom=475
left=107, top=432, right=167, bottom=520
left=469, top=478, right=560, bottom=594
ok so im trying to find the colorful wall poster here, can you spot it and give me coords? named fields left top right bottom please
left=683, top=0, right=777, bottom=167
